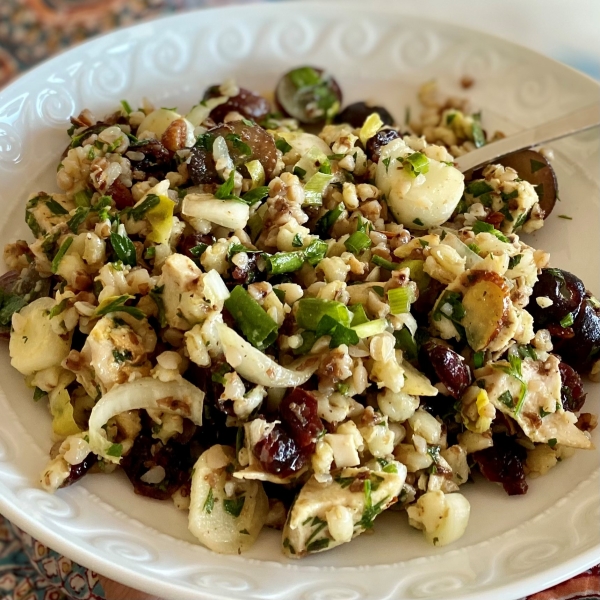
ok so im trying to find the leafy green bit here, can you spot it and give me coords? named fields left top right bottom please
left=465, top=179, right=494, bottom=198
left=514, top=212, right=529, bottom=229
left=336, top=382, right=350, bottom=395
left=357, top=479, right=387, bottom=530
left=293, top=165, right=307, bottom=179
left=203, top=488, right=215, bottom=514
left=195, top=132, right=215, bottom=150
left=51, top=237, right=74, bottom=274
left=110, top=230, right=137, bottom=267
left=404, top=152, right=430, bottom=177
left=334, top=476, right=355, bottom=488
left=393, top=327, right=418, bottom=360
left=388, top=286, right=414, bottom=315
left=494, top=354, right=527, bottom=414
left=275, top=138, right=293, bottom=154
left=349, top=304, right=369, bottom=327
left=211, top=362, right=232, bottom=384
left=264, top=251, right=305, bottom=275
left=224, top=286, right=279, bottom=350
left=95, top=295, right=144, bottom=320
left=498, top=390, right=515, bottom=408
left=107, top=443, right=123, bottom=458
left=412, top=218, right=424, bottom=227
left=539, top=407, right=552, bottom=418
left=558, top=215, right=573, bottom=220
left=434, top=291, right=466, bottom=323
left=225, top=133, right=252, bottom=159
left=241, top=186, right=269, bottom=206
left=517, top=345, right=537, bottom=361
left=282, top=537, right=296, bottom=554
left=560, top=312, right=574, bottom=327
left=382, top=157, right=392, bottom=172
left=500, top=189, right=519, bottom=202
left=344, top=231, right=372, bottom=254
left=223, top=496, right=246, bottom=518
left=530, top=159, right=546, bottom=173
left=46, top=198, right=69, bottom=215
left=372, top=286, right=384, bottom=297
left=128, top=194, right=161, bottom=221
left=113, top=349, right=133, bottom=364
left=471, top=112, right=486, bottom=148
left=548, top=438, right=558, bottom=448
left=508, top=254, right=522, bottom=270
left=315, top=314, right=360, bottom=348
left=296, top=298, right=351, bottom=331
left=149, top=285, right=166, bottom=327
left=306, top=538, right=330, bottom=553
left=120, top=99, right=133, bottom=114
left=33, top=387, right=46, bottom=401
left=292, top=233, right=303, bottom=248
left=305, top=516, right=328, bottom=547
left=472, top=220, right=510, bottom=243
left=473, top=351, right=485, bottom=369
left=315, top=203, right=344, bottom=238
left=189, top=243, right=208, bottom=258
left=67, top=206, right=90, bottom=233
left=49, top=299, right=68, bottom=319
left=214, top=170, right=238, bottom=200
left=467, top=243, right=481, bottom=254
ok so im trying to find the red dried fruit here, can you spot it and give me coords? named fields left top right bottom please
left=420, top=341, right=471, bottom=399
left=365, top=129, right=401, bottom=162
left=558, top=361, right=587, bottom=412
left=280, top=388, right=324, bottom=454
left=473, top=435, right=528, bottom=496
left=107, top=179, right=135, bottom=210
left=60, top=453, right=97, bottom=488
left=253, top=424, right=306, bottom=479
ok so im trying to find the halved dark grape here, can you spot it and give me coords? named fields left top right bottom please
left=188, top=145, right=220, bottom=186
left=558, top=361, right=587, bottom=412
left=275, top=66, right=342, bottom=124
left=203, top=85, right=271, bottom=124
left=335, top=101, right=394, bottom=128
left=473, top=434, right=528, bottom=496
left=129, top=139, right=173, bottom=180
left=529, top=268, right=585, bottom=329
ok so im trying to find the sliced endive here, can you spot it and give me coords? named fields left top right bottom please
left=88, top=378, right=204, bottom=463
left=216, top=322, right=318, bottom=388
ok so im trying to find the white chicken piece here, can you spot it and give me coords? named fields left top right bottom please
left=375, top=138, right=464, bottom=229
left=472, top=354, right=592, bottom=449
left=75, top=313, right=156, bottom=394
left=282, top=466, right=406, bottom=558
left=158, top=254, right=230, bottom=331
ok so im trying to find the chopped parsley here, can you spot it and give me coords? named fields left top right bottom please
left=412, top=218, right=424, bottom=227
left=560, top=312, right=574, bottom=328
left=106, top=443, right=123, bottom=458
left=530, top=159, right=546, bottom=173
left=112, top=349, right=133, bottom=364
left=203, top=488, right=215, bottom=514
left=223, top=496, right=246, bottom=518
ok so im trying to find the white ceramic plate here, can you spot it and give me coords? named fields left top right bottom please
left=0, top=2, right=599, bottom=599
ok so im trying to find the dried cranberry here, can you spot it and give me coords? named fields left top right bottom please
left=280, top=388, right=324, bottom=454
left=559, top=361, right=587, bottom=412
left=365, top=128, right=401, bottom=162
left=203, top=85, right=271, bottom=123
left=61, top=453, right=97, bottom=488
left=473, top=435, right=528, bottom=496
left=419, top=341, right=471, bottom=399
left=231, top=253, right=259, bottom=285
left=253, top=424, right=306, bottom=478
left=107, top=179, right=135, bottom=210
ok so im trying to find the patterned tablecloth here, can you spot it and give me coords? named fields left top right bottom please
left=0, top=1, right=598, bottom=599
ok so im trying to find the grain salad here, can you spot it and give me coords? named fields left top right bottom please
left=2, top=67, right=598, bottom=558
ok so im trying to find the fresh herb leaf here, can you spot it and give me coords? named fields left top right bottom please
left=112, top=349, right=133, bottom=363
left=473, top=351, right=485, bottom=369
left=128, top=194, right=161, bottom=221
left=306, top=538, right=330, bottom=553
left=223, top=496, right=246, bottom=518
left=412, top=218, right=424, bottom=227
left=46, top=199, right=69, bottom=215
left=33, top=387, right=46, bottom=401
left=120, top=99, right=133, bottom=114
left=203, top=488, right=215, bottom=514
left=51, top=237, right=74, bottom=274
left=548, top=438, right=558, bottom=448
left=539, top=407, right=552, bottom=418
left=275, top=138, right=293, bottom=154
left=471, top=112, right=486, bottom=148
left=558, top=215, right=573, bottom=220
left=508, top=254, right=522, bottom=270
left=530, top=159, right=546, bottom=173
left=95, top=295, right=144, bottom=320
left=292, top=233, right=303, bottom=248
left=149, top=285, right=167, bottom=327
left=214, top=170, right=238, bottom=200
left=241, top=186, right=269, bottom=206
left=498, top=390, right=515, bottom=408
left=110, top=231, right=137, bottom=267
left=472, top=220, right=510, bottom=243
left=106, top=443, right=123, bottom=458
left=315, top=203, right=344, bottom=238
left=67, top=206, right=90, bottom=233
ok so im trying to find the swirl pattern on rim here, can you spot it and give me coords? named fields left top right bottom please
left=0, top=4, right=598, bottom=600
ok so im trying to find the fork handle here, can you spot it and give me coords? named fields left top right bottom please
left=454, top=102, right=600, bottom=173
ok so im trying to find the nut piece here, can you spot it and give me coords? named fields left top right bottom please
left=161, top=118, right=189, bottom=152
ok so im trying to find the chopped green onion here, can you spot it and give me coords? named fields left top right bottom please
left=471, top=112, right=486, bottom=148
left=189, top=244, right=208, bottom=258
left=203, top=488, right=215, bottom=513
left=264, top=251, right=306, bottom=275
left=352, top=318, right=387, bottom=338
left=412, top=218, right=424, bottom=227
left=33, top=387, right=46, bottom=401
left=349, top=304, right=369, bottom=327
left=372, top=255, right=398, bottom=271
left=560, top=312, right=574, bottom=327
left=315, top=203, right=344, bottom=238
left=144, top=246, right=156, bottom=260
left=404, top=152, right=429, bottom=177
left=292, top=330, right=316, bottom=356
left=472, top=220, right=510, bottom=243
left=223, top=496, right=246, bottom=518
left=225, top=133, right=252, bottom=160
left=398, top=259, right=430, bottom=292
left=292, top=233, right=303, bottom=248
left=224, top=286, right=279, bottom=350
left=289, top=66, right=322, bottom=89
left=548, top=438, right=558, bottom=448
left=275, top=138, right=292, bottom=154
left=51, top=237, right=74, bottom=274
left=120, top=100, right=133, bottom=114
left=315, top=314, right=360, bottom=348
left=473, top=351, right=485, bottom=369
left=128, top=194, right=161, bottom=221
left=517, top=345, right=537, bottom=361
left=248, top=212, right=263, bottom=242
left=467, top=243, right=481, bottom=255
left=303, top=172, right=333, bottom=206
left=303, top=239, right=328, bottom=266
left=344, top=231, right=372, bottom=255
left=388, top=286, right=414, bottom=314
left=244, top=159, right=265, bottom=188
left=293, top=166, right=307, bottom=179
left=558, top=215, right=573, bottom=220
left=508, top=254, right=522, bottom=270
left=49, top=298, right=69, bottom=319
left=393, top=327, right=417, bottom=360
left=296, top=298, right=351, bottom=331
left=359, top=113, right=384, bottom=146
left=241, top=186, right=269, bottom=206
left=214, top=170, right=237, bottom=200
left=46, top=198, right=69, bottom=215
left=74, top=189, right=92, bottom=208
left=106, top=443, right=123, bottom=458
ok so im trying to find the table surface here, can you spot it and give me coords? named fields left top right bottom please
left=0, top=1, right=598, bottom=599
